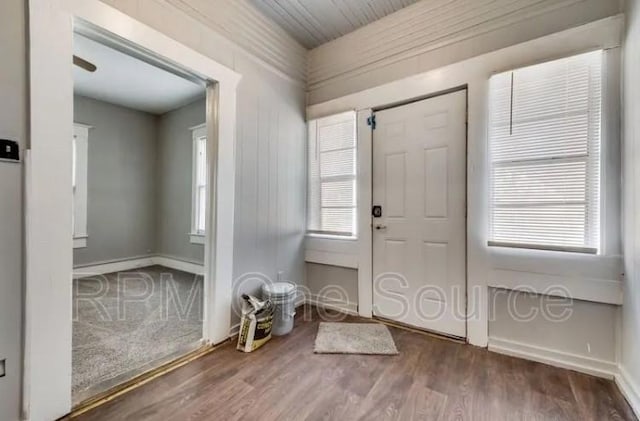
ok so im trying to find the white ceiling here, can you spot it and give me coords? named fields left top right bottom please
left=73, top=33, right=205, bottom=115
left=249, top=0, right=421, bottom=49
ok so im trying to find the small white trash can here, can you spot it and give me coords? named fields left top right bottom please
left=262, top=282, right=296, bottom=336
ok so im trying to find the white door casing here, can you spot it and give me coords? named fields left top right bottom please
left=372, top=90, right=467, bottom=338
left=27, top=1, right=240, bottom=419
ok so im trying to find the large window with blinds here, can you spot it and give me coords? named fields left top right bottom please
left=488, top=51, right=602, bottom=253
left=307, top=111, right=357, bottom=237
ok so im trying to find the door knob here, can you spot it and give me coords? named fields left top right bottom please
left=375, top=224, right=387, bottom=230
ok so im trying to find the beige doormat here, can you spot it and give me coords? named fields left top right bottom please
left=314, top=322, right=399, bottom=355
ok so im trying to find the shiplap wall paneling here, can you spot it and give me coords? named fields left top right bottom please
left=248, top=0, right=420, bottom=48
left=232, top=56, right=306, bottom=324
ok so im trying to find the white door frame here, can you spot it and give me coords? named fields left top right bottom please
left=370, top=90, right=468, bottom=338
left=26, top=1, right=241, bottom=419
left=357, top=89, right=468, bottom=338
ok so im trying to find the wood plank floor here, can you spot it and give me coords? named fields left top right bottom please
left=72, top=306, right=636, bottom=421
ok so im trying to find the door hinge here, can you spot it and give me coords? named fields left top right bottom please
left=367, top=114, right=376, bottom=130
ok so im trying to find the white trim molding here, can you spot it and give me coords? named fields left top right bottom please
left=356, top=109, right=373, bottom=318
left=153, top=255, right=204, bottom=276
left=72, top=256, right=156, bottom=279
left=488, top=337, right=618, bottom=379
left=489, top=338, right=618, bottom=379
left=72, top=255, right=205, bottom=278
left=616, top=366, right=640, bottom=418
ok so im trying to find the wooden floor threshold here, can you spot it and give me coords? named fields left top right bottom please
left=373, top=316, right=466, bottom=344
left=64, top=341, right=229, bottom=419
left=310, top=302, right=466, bottom=344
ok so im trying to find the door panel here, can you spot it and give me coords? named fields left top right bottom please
left=372, top=90, right=467, bottom=338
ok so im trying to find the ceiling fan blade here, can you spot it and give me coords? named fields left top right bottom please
left=73, top=55, right=97, bottom=73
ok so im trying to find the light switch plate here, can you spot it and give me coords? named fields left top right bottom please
left=0, top=359, right=5, bottom=378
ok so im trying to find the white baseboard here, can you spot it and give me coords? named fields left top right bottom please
left=73, top=255, right=204, bottom=278
left=616, top=366, right=640, bottom=418
left=73, top=256, right=155, bottom=278
left=305, top=294, right=359, bottom=316
left=229, top=322, right=241, bottom=337
left=488, top=337, right=618, bottom=379
left=152, top=255, right=204, bottom=276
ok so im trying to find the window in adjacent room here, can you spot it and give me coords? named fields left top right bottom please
left=190, top=124, right=207, bottom=244
left=307, top=111, right=357, bottom=238
left=72, top=124, right=89, bottom=248
left=488, top=50, right=603, bottom=253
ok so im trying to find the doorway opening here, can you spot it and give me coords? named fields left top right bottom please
left=71, top=30, right=209, bottom=404
left=27, top=2, right=239, bottom=418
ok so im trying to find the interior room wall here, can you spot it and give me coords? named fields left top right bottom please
left=0, top=1, right=26, bottom=420
left=156, top=98, right=206, bottom=265
left=620, top=0, right=640, bottom=413
left=73, top=95, right=159, bottom=266
left=307, top=0, right=623, bottom=104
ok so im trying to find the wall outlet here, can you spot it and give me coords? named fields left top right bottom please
left=0, top=359, right=6, bottom=378
left=277, top=271, right=284, bottom=282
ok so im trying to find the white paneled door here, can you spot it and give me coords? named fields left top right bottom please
left=372, top=90, right=467, bottom=338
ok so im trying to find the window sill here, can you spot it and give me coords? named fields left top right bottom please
left=306, top=233, right=357, bottom=241
left=73, top=236, right=87, bottom=249
left=189, top=233, right=205, bottom=245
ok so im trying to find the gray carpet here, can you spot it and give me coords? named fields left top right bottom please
left=314, top=322, right=399, bottom=355
left=72, top=265, right=203, bottom=403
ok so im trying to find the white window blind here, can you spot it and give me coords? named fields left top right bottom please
left=488, top=51, right=602, bottom=253
left=192, top=126, right=207, bottom=235
left=307, top=111, right=357, bottom=237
